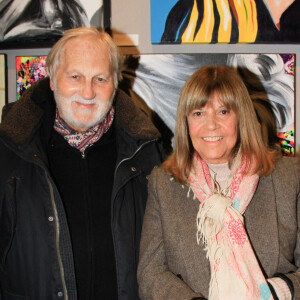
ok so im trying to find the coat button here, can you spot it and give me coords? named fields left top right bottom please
left=57, top=291, right=63, bottom=297
left=131, top=167, right=136, bottom=172
left=48, top=216, right=54, bottom=222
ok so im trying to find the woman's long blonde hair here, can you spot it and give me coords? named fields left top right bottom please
left=163, top=66, right=281, bottom=184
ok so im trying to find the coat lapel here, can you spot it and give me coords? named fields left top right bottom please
left=244, top=174, right=279, bottom=276
left=173, top=184, right=211, bottom=294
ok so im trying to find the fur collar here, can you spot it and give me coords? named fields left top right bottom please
left=0, top=78, right=160, bottom=146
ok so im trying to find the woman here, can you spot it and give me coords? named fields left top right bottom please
left=137, top=66, right=299, bottom=299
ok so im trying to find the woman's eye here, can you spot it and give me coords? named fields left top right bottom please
left=193, top=111, right=202, bottom=116
left=220, top=109, right=229, bottom=115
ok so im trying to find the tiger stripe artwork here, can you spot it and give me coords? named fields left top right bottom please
left=152, top=0, right=299, bottom=44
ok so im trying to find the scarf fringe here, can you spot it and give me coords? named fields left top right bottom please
left=197, top=194, right=248, bottom=299
left=196, top=193, right=232, bottom=246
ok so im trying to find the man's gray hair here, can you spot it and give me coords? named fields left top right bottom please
left=46, top=27, right=123, bottom=88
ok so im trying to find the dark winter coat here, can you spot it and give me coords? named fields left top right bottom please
left=0, top=78, right=163, bottom=300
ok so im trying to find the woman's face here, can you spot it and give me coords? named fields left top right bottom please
left=187, top=92, right=238, bottom=164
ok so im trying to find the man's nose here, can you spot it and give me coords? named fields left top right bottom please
left=81, top=81, right=96, bottom=100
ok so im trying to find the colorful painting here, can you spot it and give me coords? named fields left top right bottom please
left=16, top=56, right=47, bottom=100
left=278, top=54, right=294, bottom=156
left=0, top=54, right=7, bottom=122
left=151, top=0, right=300, bottom=44
left=0, top=0, right=103, bottom=48
left=121, top=53, right=295, bottom=156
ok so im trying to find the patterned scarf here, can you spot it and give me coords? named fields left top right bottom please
left=53, top=107, right=114, bottom=156
left=188, top=152, right=273, bottom=300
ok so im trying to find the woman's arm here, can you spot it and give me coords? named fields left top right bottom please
left=282, top=158, right=300, bottom=298
left=137, top=170, right=204, bottom=300
left=265, top=158, right=300, bottom=300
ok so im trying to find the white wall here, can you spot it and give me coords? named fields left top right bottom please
left=1, top=0, right=299, bottom=153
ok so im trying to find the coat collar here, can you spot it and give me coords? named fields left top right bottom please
left=0, top=77, right=160, bottom=146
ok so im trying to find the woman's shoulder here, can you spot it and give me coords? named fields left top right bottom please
left=149, top=166, right=186, bottom=191
left=149, top=166, right=174, bottom=183
left=274, top=156, right=299, bottom=171
left=271, top=156, right=300, bottom=181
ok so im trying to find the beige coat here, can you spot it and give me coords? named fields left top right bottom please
left=138, top=157, right=300, bottom=300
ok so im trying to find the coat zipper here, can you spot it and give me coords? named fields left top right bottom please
left=111, top=138, right=157, bottom=298
left=45, top=172, right=68, bottom=300
left=0, top=138, right=69, bottom=298
left=113, top=139, right=157, bottom=178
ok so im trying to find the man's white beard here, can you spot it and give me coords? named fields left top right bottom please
left=54, top=89, right=114, bottom=132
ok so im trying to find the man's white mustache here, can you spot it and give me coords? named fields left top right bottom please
left=70, top=98, right=98, bottom=105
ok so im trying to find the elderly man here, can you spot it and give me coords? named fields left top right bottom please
left=0, top=27, right=163, bottom=300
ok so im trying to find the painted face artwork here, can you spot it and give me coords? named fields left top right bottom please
left=187, top=92, right=238, bottom=164
left=264, top=0, right=295, bottom=29
left=50, top=35, right=115, bottom=133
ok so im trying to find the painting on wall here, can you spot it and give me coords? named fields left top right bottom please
left=0, top=54, right=7, bottom=123
left=16, top=56, right=47, bottom=100
left=121, top=53, right=295, bottom=156
left=0, top=0, right=104, bottom=49
left=151, top=0, right=300, bottom=44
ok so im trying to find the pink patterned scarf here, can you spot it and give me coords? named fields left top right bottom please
left=53, top=107, right=114, bottom=156
left=188, top=152, right=273, bottom=300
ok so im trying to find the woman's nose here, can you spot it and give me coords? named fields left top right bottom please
left=206, top=115, right=218, bottom=130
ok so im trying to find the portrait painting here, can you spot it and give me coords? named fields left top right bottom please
left=0, top=0, right=104, bottom=48
left=121, top=53, right=295, bottom=156
left=151, top=0, right=300, bottom=44
left=0, top=54, right=7, bottom=123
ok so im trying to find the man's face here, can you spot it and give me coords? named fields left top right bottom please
left=50, top=36, right=115, bottom=133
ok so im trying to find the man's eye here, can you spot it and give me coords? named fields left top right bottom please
left=97, top=77, right=104, bottom=82
left=71, top=75, right=79, bottom=79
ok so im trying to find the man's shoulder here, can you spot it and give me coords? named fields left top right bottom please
left=0, top=139, right=22, bottom=181
left=114, top=89, right=161, bottom=141
left=0, top=78, right=52, bottom=145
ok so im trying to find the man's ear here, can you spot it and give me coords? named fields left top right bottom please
left=49, top=78, right=55, bottom=91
